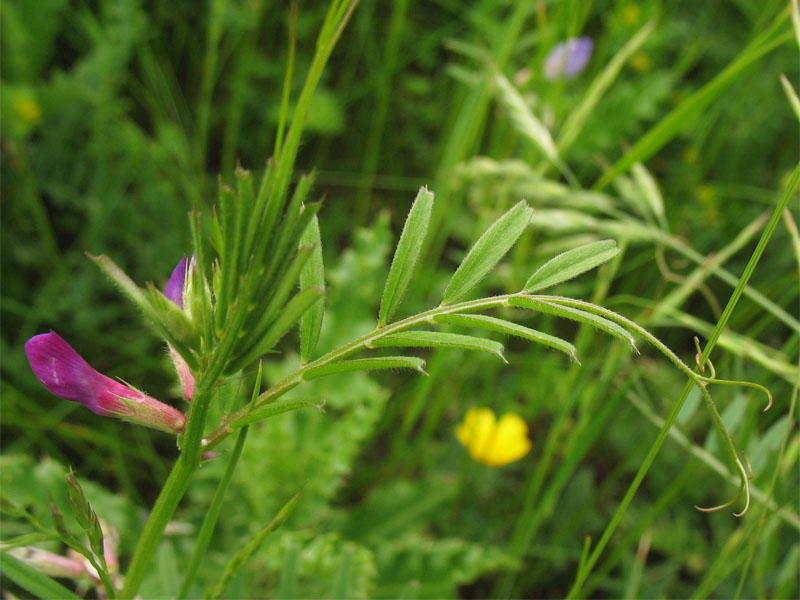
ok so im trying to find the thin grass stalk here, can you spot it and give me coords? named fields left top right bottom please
left=566, top=162, right=800, bottom=599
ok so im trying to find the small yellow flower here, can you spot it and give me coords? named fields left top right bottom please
left=620, top=3, right=641, bottom=26
left=455, top=407, right=531, bottom=467
left=630, top=52, right=652, bottom=73
left=14, top=97, right=42, bottom=126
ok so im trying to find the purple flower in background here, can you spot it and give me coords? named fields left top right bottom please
left=164, top=254, right=188, bottom=308
left=25, top=331, right=186, bottom=433
left=544, top=37, right=593, bottom=80
left=165, top=254, right=195, bottom=402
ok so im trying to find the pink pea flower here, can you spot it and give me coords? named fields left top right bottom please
left=544, top=37, right=593, bottom=80
left=25, top=331, right=186, bottom=433
left=164, top=255, right=195, bottom=402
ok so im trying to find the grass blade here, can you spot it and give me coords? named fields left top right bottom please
left=379, top=186, right=434, bottom=326
left=442, top=200, right=533, bottom=304
left=0, top=552, right=82, bottom=600
left=370, top=330, right=506, bottom=361
left=206, top=489, right=303, bottom=599
left=780, top=73, right=800, bottom=120
left=557, top=20, right=655, bottom=153
left=524, top=240, right=619, bottom=293
left=434, top=313, right=577, bottom=361
left=594, top=12, right=791, bottom=189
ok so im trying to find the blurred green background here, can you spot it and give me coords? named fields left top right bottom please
left=2, top=0, right=798, bottom=597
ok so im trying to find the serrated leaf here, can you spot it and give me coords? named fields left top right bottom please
left=510, top=296, right=637, bottom=350
left=300, top=214, right=325, bottom=362
left=434, top=314, right=577, bottom=362
left=303, top=356, right=427, bottom=380
left=231, top=397, right=324, bottom=428
left=379, top=187, right=434, bottom=326
left=524, top=240, right=620, bottom=293
left=0, top=552, right=82, bottom=600
left=443, top=201, right=533, bottom=304
left=370, top=331, right=506, bottom=361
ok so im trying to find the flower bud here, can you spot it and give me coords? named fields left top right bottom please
left=25, top=332, right=186, bottom=433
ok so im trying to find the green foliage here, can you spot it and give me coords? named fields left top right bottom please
left=2, top=0, right=798, bottom=598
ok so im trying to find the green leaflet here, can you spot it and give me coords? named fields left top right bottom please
left=379, top=186, right=434, bottom=326
left=370, top=330, right=506, bottom=362
left=442, top=200, right=533, bottom=304
left=231, top=397, right=324, bottom=428
left=510, top=296, right=637, bottom=351
left=303, top=356, right=427, bottom=380
left=524, top=240, right=619, bottom=293
left=234, top=287, right=324, bottom=370
left=434, top=313, right=578, bottom=362
left=300, top=214, right=325, bottom=362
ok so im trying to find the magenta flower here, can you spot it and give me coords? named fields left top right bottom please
left=544, top=37, right=593, bottom=80
left=164, top=255, right=195, bottom=402
left=25, top=331, right=186, bottom=433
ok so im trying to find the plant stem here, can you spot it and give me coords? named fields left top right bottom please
left=202, top=293, right=520, bottom=449
left=566, top=161, right=800, bottom=599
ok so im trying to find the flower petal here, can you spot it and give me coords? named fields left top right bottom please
left=544, top=37, right=593, bottom=80
left=164, top=255, right=188, bottom=308
left=25, top=331, right=186, bottom=433
left=456, top=407, right=498, bottom=463
left=483, top=413, right=531, bottom=466
left=25, top=331, right=110, bottom=414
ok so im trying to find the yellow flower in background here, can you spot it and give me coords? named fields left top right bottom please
left=14, top=97, right=42, bottom=126
left=621, top=3, right=641, bottom=26
left=455, top=408, right=531, bottom=467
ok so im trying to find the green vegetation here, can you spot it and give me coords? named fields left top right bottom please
left=2, top=0, right=798, bottom=598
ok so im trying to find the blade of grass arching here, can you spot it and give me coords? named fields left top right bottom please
left=653, top=308, right=797, bottom=384
left=0, top=552, right=82, bottom=600
left=426, top=2, right=535, bottom=264
left=780, top=74, right=800, bottom=120
left=651, top=212, right=768, bottom=324
left=583, top=463, right=699, bottom=599
left=195, top=0, right=227, bottom=170
left=557, top=20, right=655, bottom=154
left=496, top=247, right=626, bottom=597
left=178, top=366, right=259, bottom=599
left=221, top=0, right=268, bottom=175
left=355, top=0, right=411, bottom=224
left=626, top=391, right=799, bottom=530
left=734, top=236, right=800, bottom=598
left=273, top=4, right=297, bottom=159
left=276, top=543, right=300, bottom=599
left=594, top=11, right=791, bottom=190
left=206, top=488, right=303, bottom=600
left=566, top=162, right=800, bottom=599
left=622, top=531, right=651, bottom=600
left=266, top=0, right=358, bottom=238
left=660, top=233, right=800, bottom=335
left=497, top=353, right=630, bottom=598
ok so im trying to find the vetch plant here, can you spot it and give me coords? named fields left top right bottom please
left=5, top=3, right=788, bottom=598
